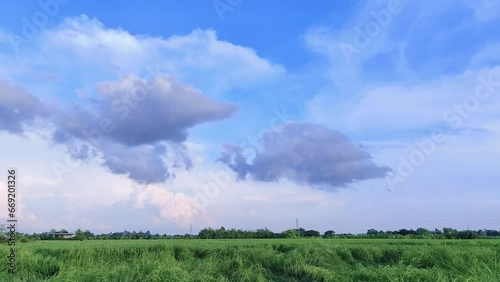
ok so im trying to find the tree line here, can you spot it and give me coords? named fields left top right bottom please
left=197, top=227, right=500, bottom=240
left=2, top=226, right=500, bottom=242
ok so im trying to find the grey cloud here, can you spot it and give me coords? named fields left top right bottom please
left=169, top=143, right=193, bottom=169
left=53, top=75, right=237, bottom=145
left=219, top=122, right=391, bottom=188
left=0, top=81, right=48, bottom=134
left=51, top=75, right=236, bottom=184
left=94, top=75, right=238, bottom=146
left=52, top=104, right=93, bottom=144
left=101, top=143, right=171, bottom=184
left=218, top=144, right=253, bottom=179
left=68, top=143, right=97, bottom=161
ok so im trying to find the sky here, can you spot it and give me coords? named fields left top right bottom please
left=0, top=0, right=499, bottom=235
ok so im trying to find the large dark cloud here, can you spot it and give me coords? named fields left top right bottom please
left=218, top=122, right=391, bottom=188
left=1, top=75, right=237, bottom=184
left=51, top=75, right=237, bottom=184
left=0, top=80, right=48, bottom=134
left=53, top=75, right=238, bottom=146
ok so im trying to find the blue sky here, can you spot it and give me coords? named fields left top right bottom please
left=0, top=0, right=499, bottom=234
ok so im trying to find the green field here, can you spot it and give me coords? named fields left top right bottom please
left=1, top=239, right=499, bottom=281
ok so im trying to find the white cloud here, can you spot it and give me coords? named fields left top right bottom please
left=308, top=66, right=500, bottom=135
left=471, top=43, right=500, bottom=67
left=466, top=0, right=500, bottom=22
left=133, top=184, right=196, bottom=228
left=28, top=15, right=285, bottom=94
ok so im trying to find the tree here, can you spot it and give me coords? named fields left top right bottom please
left=304, top=230, right=320, bottom=237
left=485, top=230, right=500, bottom=237
left=198, top=228, right=216, bottom=239
left=296, top=228, right=305, bottom=237
left=84, top=230, right=95, bottom=240
left=215, top=227, right=226, bottom=239
left=323, top=230, right=335, bottom=238
left=416, top=228, right=430, bottom=236
left=255, top=228, right=275, bottom=238
left=74, top=229, right=85, bottom=241
left=282, top=229, right=300, bottom=238
left=443, top=227, right=457, bottom=239
left=138, top=230, right=145, bottom=239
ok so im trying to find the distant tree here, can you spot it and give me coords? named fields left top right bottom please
left=443, top=227, right=457, bottom=239
left=450, top=230, right=477, bottom=239
left=198, top=228, right=216, bottom=239
left=282, top=229, right=300, bottom=238
left=74, top=229, right=85, bottom=241
left=416, top=228, right=430, bottom=236
left=296, top=228, right=306, bottom=237
left=138, top=230, right=145, bottom=239
left=304, top=230, right=320, bottom=237
left=255, top=228, right=275, bottom=238
left=215, top=227, right=226, bottom=239
left=486, top=230, right=500, bottom=237
left=83, top=230, right=95, bottom=240
left=323, top=230, right=335, bottom=238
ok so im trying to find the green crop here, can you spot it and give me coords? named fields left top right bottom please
left=0, top=239, right=499, bottom=281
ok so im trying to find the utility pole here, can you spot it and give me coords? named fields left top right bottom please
left=296, top=218, right=299, bottom=229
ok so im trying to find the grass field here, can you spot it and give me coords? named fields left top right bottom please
left=0, top=239, right=499, bottom=281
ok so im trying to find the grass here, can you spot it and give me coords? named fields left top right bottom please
left=0, top=239, right=499, bottom=281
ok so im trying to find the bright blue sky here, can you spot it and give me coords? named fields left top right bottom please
left=1, top=1, right=346, bottom=67
left=0, top=0, right=499, bottom=234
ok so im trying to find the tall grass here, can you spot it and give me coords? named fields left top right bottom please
left=0, top=239, right=498, bottom=281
